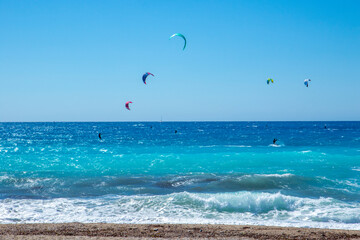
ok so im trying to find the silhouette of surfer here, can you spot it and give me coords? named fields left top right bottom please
left=98, top=133, right=102, bottom=140
left=273, top=138, right=278, bottom=145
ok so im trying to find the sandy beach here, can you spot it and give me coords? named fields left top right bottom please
left=0, top=223, right=359, bottom=240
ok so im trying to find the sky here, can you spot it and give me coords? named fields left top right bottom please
left=0, top=0, right=359, bottom=121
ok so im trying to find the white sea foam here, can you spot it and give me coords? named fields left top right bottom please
left=254, top=173, right=294, bottom=178
left=343, top=180, right=360, bottom=189
left=237, top=173, right=294, bottom=180
left=0, top=175, right=12, bottom=182
left=198, top=145, right=217, bottom=148
left=268, top=144, right=282, bottom=147
left=0, top=148, right=8, bottom=153
left=1, top=192, right=359, bottom=230
left=225, top=145, right=252, bottom=148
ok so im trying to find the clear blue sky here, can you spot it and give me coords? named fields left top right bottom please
left=0, top=0, right=359, bottom=121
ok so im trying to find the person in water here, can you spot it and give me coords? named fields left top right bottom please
left=273, top=138, right=278, bottom=144
left=175, top=130, right=178, bottom=134
left=98, top=133, right=102, bottom=140
left=324, top=124, right=327, bottom=129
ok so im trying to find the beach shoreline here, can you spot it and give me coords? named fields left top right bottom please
left=1, top=223, right=360, bottom=240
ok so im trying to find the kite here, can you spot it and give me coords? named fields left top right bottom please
left=142, top=72, right=154, bottom=84
left=267, top=78, right=274, bottom=85
left=125, top=101, right=133, bottom=110
left=169, top=33, right=187, bottom=50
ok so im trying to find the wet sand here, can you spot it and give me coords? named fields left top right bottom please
left=0, top=223, right=360, bottom=240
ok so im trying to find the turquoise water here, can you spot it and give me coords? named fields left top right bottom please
left=0, top=122, right=360, bottom=229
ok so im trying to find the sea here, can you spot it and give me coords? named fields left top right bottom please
left=0, top=122, right=359, bottom=229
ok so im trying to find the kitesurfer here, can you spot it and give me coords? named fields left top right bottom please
left=98, top=133, right=102, bottom=140
left=273, top=138, right=278, bottom=144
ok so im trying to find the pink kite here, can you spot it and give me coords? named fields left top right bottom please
left=125, top=101, right=133, bottom=110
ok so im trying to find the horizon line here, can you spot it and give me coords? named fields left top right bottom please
left=1, top=120, right=359, bottom=123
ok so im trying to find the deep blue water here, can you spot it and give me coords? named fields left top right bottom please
left=0, top=122, right=360, bottom=229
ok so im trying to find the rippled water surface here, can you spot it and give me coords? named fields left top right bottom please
left=0, top=122, right=359, bottom=229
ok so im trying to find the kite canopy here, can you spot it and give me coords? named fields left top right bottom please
left=304, top=79, right=311, bottom=87
left=142, top=72, right=154, bottom=84
left=125, top=101, right=133, bottom=110
left=169, top=33, right=187, bottom=50
left=267, top=78, right=274, bottom=85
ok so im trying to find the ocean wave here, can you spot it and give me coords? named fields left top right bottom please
left=1, top=173, right=358, bottom=201
left=0, top=175, right=59, bottom=190
left=151, top=173, right=300, bottom=193
left=1, top=191, right=359, bottom=229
